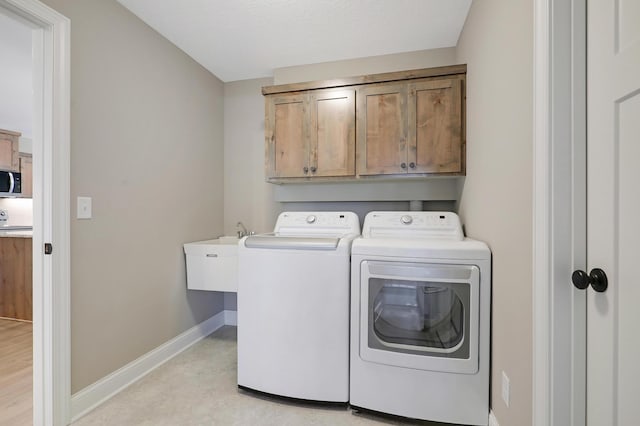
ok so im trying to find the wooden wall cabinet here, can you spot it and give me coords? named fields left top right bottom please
left=263, top=65, right=466, bottom=183
left=356, top=83, right=408, bottom=175
left=0, top=237, right=32, bottom=321
left=0, top=129, right=20, bottom=172
left=357, top=77, right=464, bottom=176
left=265, top=88, right=355, bottom=180
left=19, top=153, right=32, bottom=198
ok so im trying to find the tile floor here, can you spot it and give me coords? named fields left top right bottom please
left=72, top=326, right=444, bottom=426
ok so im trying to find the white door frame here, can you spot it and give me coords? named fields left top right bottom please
left=533, top=0, right=586, bottom=425
left=0, top=0, right=70, bottom=425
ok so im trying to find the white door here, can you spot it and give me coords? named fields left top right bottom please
left=586, top=0, right=640, bottom=424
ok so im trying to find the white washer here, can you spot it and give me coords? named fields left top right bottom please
left=350, top=211, right=491, bottom=425
left=238, top=211, right=360, bottom=403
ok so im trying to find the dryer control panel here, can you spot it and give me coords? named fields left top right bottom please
left=362, top=211, right=463, bottom=241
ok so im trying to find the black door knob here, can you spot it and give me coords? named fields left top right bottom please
left=571, top=268, right=608, bottom=293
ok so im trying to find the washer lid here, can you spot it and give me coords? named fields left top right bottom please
left=244, top=235, right=340, bottom=251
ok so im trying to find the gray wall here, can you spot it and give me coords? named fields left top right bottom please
left=456, top=0, right=534, bottom=424
left=223, top=77, right=279, bottom=236
left=273, top=47, right=457, bottom=85
left=41, top=0, right=226, bottom=393
left=223, top=292, right=237, bottom=311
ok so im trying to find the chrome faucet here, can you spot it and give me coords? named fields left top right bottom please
left=237, top=221, right=249, bottom=238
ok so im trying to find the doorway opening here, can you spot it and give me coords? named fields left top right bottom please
left=0, top=8, right=37, bottom=425
left=0, top=0, right=70, bottom=424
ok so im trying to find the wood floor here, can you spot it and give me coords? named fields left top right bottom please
left=0, top=318, right=32, bottom=426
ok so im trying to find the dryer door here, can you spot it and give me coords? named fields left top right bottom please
left=359, top=261, right=480, bottom=374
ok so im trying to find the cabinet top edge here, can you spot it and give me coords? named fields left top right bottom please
left=262, top=64, right=467, bottom=96
left=0, top=128, right=22, bottom=136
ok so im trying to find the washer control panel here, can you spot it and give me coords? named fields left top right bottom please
left=274, top=211, right=361, bottom=236
left=362, top=211, right=463, bottom=240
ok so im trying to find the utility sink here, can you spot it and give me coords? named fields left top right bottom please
left=183, top=236, right=239, bottom=292
left=217, top=235, right=240, bottom=245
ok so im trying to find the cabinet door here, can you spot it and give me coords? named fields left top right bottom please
left=19, top=153, right=32, bottom=198
left=0, top=131, right=19, bottom=171
left=265, top=93, right=309, bottom=178
left=408, top=78, right=464, bottom=174
left=309, top=89, right=355, bottom=177
left=0, top=237, right=32, bottom=321
left=356, top=84, right=408, bottom=175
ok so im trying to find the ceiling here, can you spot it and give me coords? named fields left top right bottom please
left=117, top=0, right=472, bottom=82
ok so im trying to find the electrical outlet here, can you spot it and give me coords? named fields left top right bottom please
left=502, top=371, right=510, bottom=407
left=0, top=209, right=8, bottom=225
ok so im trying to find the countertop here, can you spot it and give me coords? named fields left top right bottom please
left=0, top=227, right=33, bottom=238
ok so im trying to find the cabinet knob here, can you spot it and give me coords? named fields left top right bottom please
left=409, top=162, right=415, bottom=169
left=401, top=162, right=407, bottom=169
left=310, top=166, right=317, bottom=173
left=303, top=166, right=309, bottom=173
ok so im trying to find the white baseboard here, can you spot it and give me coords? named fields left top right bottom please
left=489, top=410, right=500, bottom=426
left=70, top=310, right=230, bottom=422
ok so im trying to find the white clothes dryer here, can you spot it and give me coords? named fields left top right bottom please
left=350, top=211, right=491, bottom=426
left=238, top=211, right=360, bottom=403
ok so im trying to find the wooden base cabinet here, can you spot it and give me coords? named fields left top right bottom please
left=265, top=89, right=355, bottom=180
left=0, top=237, right=32, bottom=321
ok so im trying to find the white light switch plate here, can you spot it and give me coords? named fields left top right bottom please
left=77, top=196, right=92, bottom=219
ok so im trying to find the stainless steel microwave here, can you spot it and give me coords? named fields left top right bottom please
left=0, top=171, right=21, bottom=196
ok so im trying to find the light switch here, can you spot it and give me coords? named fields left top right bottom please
left=77, top=196, right=92, bottom=219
